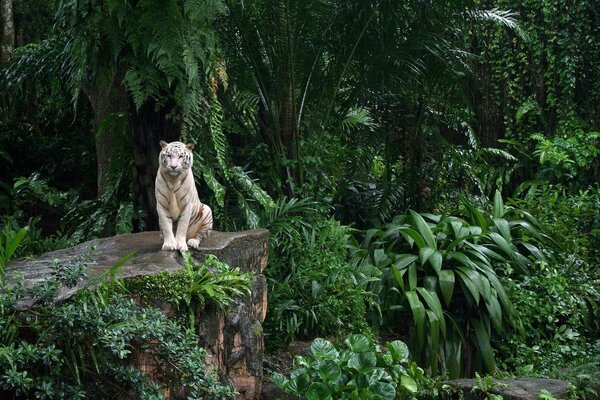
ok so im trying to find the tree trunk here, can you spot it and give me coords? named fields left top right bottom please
left=1, top=0, right=14, bottom=65
left=130, top=101, right=179, bottom=230
left=84, top=66, right=129, bottom=198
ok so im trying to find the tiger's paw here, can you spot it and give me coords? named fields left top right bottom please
left=175, top=239, right=188, bottom=252
left=162, top=239, right=177, bottom=251
left=187, top=238, right=200, bottom=249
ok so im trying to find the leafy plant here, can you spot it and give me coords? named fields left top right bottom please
left=0, top=243, right=236, bottom=399
left=126, top=252, right=252, bottom=311
left=470, top=373, right=505, bottom=400
left=362, top=191, right=548, bottom=377
left=273, top=334, right=423, bottom=400
left=263, top=201, right=373, bottom=346
left=0, top=225, right=28, bottom=275
left=531, top=130, right=600, bottom=184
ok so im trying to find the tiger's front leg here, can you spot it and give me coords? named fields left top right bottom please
left=158, top=207, right=177, bottom=251
left=174, top=207, right=192, bottom=252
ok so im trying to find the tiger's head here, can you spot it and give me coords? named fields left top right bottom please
left=159, top=140, right=195, bottom=176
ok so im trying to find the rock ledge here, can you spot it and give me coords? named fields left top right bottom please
left=7, top=230, right=269, bottom=400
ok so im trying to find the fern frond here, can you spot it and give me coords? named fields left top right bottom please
left=209, top=96, right=230, bottom=178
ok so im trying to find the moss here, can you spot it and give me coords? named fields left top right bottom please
left=125, top=270, right=193, bottom=305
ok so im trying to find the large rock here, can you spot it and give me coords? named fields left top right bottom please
left=7, top=230, right=269, bottom=400
left=444, top=378, right=570, bottom=400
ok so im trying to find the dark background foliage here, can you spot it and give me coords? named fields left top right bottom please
left=1, top=0, right=599, bottom=398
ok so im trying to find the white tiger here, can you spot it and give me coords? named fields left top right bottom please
left=155, top=140, right=213, bottom=251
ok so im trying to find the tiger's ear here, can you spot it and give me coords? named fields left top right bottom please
left=186, top=143, right=195, bottom=151
left=159, top=140, right=168, bottom=149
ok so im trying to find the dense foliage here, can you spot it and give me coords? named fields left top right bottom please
left=0, top=234, right=238, bottom=399
left=1, top=0, right=599, bottom=398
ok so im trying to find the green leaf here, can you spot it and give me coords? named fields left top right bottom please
left=408, top=262, right=417, bottom=291
left=387, top=340, right=410, bottom=362
left=348, top=351, right=377, bottom=374
left=398, top=227, right=426, bottom=248
left=430, top=250, right=443, bottom=273
left=492, top=218, right=512, bottom=241
left=306, top=382, right=332, bottom=400
left=417, top=287, right=446, bottom=337
left=371, top=382, right=396, bottom=399
left=393, top=254, right=419, bottom=270
left=391, top=264, right=406, bottom=291
left=317, top=360, right=342, bottom=383
left=401, top=375, right=418, bottom=393
left=455, top=268, right=480, bottom=305
left=419, top=247, right=435, bottom=266
left=425, top=309, right=440, bottom=373
left=448, top=251, right=478, bottom=269
left=409, top=210, right=437, bottom=249
left=485, top=294, right=503, bottom=331
left=439, top=269, right=455, bottom=306
left=373, top=249, right=390, bottom=267
left=405, top=291, right=426, bottom=349
left=488, top=232, right=516, bottom=257
left=311, top=338, right=339, bottom=360
left=345, top=334, right=371, bottom=353
left=492, top=190, right=505, bottom=218
left=472, top=319, right=496, bottom=372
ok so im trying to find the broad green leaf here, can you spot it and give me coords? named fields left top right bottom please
left=455, top=269, right=480, bottom=305
left=393, top=254, right=419, bottom=270
left=409, top=210, right=437, bottom=249
left=450, top=219, right=464, bottom=239
left=492, top=190, right=505, bottom=218
left=423, top=275, right=438, bottom=293
left=306, top=382, right=333, bottom=400
left=439, top=269, right=455, bottom=306
left=445, top=330, right=462, bottom=379
left=465, top=242, right=505, bottom=261
left=489, top=232, right=516, bottom=257
left=345, top=334, right=370, bottom=353
left=448, top=252, right=478, bottom=269
left=408, top=262, right=417, bottom=291
left=430, top=250, right=443, bottom=273
left=417, top=287, right=446, bottom=337
left=317, top=360, right=342, bottom=383
left=419, top=247, right=435, bottom=266
left=287, top=369, right=310, bottom=393
left=373, top=249, right=389, bottom=267
left=387, top=340, right=410, bottom=362
left=492, top=218, right=512, bottom=241
left=371, top=382, right=396, bottom=399
left=472, top=319, right=496, bottom=372
left=271, top=373, right=288, bottom=390
left=461, top=197, right=489, bottom=228
left=391, top=264, right=406, bottom=291
left=401, top=375, right=418, bottom=393
left=311, top=338, right=338, bottom=360
left=509, top=220, right=544, bottom=241
left=521, top=242, right=546, bottom=262
left=405, top=291, right=426, bottom=349
left=485, top=294, right=503, bottom=331
left=398, top=227, right=426, bottom=249
left=426, top=309, right=440, bottom=374
left=348, top=351, right=377, bottom=374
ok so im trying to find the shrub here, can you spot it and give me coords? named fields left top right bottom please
left=273, top=334, right=423, bottom=400
left=0, top=227, right=237, bottom=399
left=262, top=198, right=373, bottom=347
left=361, top=191, right=548, bottom=377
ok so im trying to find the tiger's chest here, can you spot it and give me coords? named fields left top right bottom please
left=165, top=180, right=194, bottom=221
